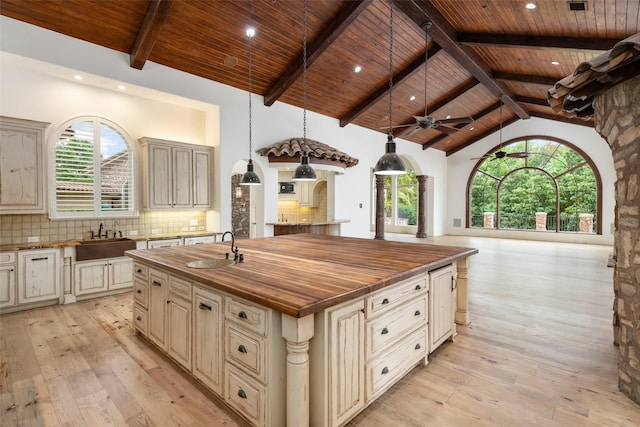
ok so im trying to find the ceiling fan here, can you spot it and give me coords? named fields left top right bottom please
left=388, top=21, right=474, bottom=137
left=471, top=96, right=528, bottom=161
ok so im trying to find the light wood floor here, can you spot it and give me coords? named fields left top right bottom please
left=2, top=236, right=639, bottom=426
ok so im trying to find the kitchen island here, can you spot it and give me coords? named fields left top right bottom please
left=126, top=234, right=477, bottom=426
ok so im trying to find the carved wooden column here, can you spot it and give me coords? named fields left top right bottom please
left=374, top=174, right=385, bottom=240
left=416, top=175, right=427, bottom=238
left=454, top=256, right=470, bottom=325
left=281, top=313, right=315, bottom=426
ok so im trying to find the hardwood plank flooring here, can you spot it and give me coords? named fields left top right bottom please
left=1, top=236, right=639, bottom=426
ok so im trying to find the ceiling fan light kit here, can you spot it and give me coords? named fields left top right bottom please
left=374, top=0, right=407, bottom=176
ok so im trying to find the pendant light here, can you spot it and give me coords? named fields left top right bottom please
left=292, top=0, right=317, bottom=182
left=240, top=0, right=261, bottom=186
left=374, top=0, right=407, bottom=175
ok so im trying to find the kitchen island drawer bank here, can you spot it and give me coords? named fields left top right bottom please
left=126, top=234, right=477, bottom=427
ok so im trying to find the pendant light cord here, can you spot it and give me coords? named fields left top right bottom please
left=388, top=0, right=394, bottom=137
left=248, top=0, right=253, bottom=160
left=303, top=0, right=307, bottom=143
left=499, top=95, right=503, bottom=149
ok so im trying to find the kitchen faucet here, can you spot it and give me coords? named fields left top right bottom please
left=221, top=231, right=241, bottom=262
left=98, top=222, right=104, bottom=239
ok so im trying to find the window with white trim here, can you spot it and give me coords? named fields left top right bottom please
left=51, top=117, right=136, bottom=218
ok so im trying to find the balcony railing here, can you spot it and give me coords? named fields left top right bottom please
left=471, top=214, right=597, bottom=233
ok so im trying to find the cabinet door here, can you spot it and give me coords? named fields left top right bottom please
left=429, top=265, right=454, bottom=352
left=74, top=261, right=108, bottom=295
left=192, top=149, right=212, bottom=208
left=0, top=264, right=16, bottom=308
left=328, top=298, right=365, bottom=426
left=148, top=270, right=168, bottom=347
left=172, top=146, right=193, bottom=208
left=17, top=250, right=60, bottom=304
left=148, top=144, right=173, bottom=208
left=168, top=295, right=192, bottom=370
left=109, top=258, right=133, bottom=290
left=193, top=287, right=223, bottom=394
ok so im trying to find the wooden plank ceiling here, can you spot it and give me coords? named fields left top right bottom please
left=2, top=0, right=638, bottom=155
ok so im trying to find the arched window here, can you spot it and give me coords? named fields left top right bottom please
left=467, top=136, right=601, bottom=234
left=50, top=117, right=136, bottom=218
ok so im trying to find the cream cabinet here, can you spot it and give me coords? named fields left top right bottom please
left=74, top=257, right=133, bottom=297
left=0, top=116, right=49, bottom=213
left=429, top=265, right=456, bottom=352
left=139, top=137, right=213, bottom=210
left=193, top=285, right=224, bottom=395
left=184, top=235, right=215, bottom=245
left=0, top=252, right=16, bottom=309
left=147, top=238, right=182, bottom=248
left=148, top=269, right=168, bottom=347
left=17, top=249, right=61, bottom=305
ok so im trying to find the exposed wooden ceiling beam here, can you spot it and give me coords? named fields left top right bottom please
left=263, top=0, right=371, bottom=107
left=515, top=95, right=551, bottom=107
left=339, top=46, right=441, bottom=128
left=395, top=0, right=530, bottom=120
left=458, top=33, right=616, bottom=52
left=130, top=0, right=175, bottom=70
left=396, top=79, right=479, bottom=137
left=493, top=71, right=560, bottom=87
left=530, top=112, right=594, bottom=127
left=446, top=116, right=520, bottom=157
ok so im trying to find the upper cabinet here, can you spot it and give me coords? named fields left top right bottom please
left=0, top=116, right=50, bottom=213
left=139, top=137, right=213, bottom=210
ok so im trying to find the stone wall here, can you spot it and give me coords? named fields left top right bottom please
left=231, top=174, right=250, bottom=238
left=594, top=74, right=640, bottom=403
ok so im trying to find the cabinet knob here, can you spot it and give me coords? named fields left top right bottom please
left=415, top=343, right=421, bottom=350
left=238, top=311, right=248, bottom=319
left=381, top=327, right=389, bottom=335
left=136, top=289, right=142, bottom=294
left=199, top=302, right=212, bottom=311
left=381, top=298, right=390, bottom=305
left=381, top=367, right=389, bottom=375
left=137, top=268, right=142, bottom=273
left=136, top=316, right=142, bottom=321
left=414, top=310, right=421, bottom=316
left=238, top=345, right=247, bottom=353
left=166, top=300, right=171, bottom=304
left=360, top=308, right=365, bottom=314
left=237, top=389, right=247, bottom=399
left=415, top=284, right=422, bottom=290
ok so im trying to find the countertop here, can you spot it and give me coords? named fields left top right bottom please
left=126, top=234, right=477, bottom=318
left=265, top=219, right=350, bottom=226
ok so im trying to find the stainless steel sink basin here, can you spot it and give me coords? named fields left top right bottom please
left=186, top=259, right=236, bottom=269
left=76, top=238, right=137, bottom=261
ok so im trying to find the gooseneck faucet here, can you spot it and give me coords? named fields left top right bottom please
left=221, top=231, right=240, bottom=262
left=98, top=222, right=104, bottom=239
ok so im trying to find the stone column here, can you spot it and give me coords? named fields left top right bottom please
left=579, top=213, right=594, bottom=233
left=374, top=174, right=385, bottom=240
left=416, top=175, right=428, bottom=238
left=594, top=74, right=640, bottom=403
left=535, top=212, right=547, bottom=231
left=483, top=212, right=495, bottom=229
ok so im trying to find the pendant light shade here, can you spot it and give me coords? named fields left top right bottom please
left=374, top=0, right=407, bottom=176
left=240, top=0, right=261, bottom=186
left=292, top=151, right=317, bottom=181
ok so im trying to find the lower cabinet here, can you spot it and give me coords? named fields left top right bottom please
left=17, top=248, right=61, bottom=305
left=429, top=265, right=456, bottom=352
left=74, top=257, right=133, bottom=296
left=0, top=252, right=16, bottom=309
left=193, top=285, right=223, bottom=395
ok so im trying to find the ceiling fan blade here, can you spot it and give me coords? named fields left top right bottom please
left=470, top=155, right=491, bottom=160
left=405, top=125, right=422, bottom=137
left=379, top=124, right=416, bottom=130
left=437, top=117, right=474, bottom=125
left=433, top=124, right=459, bottom=135
left=506, top=152, right=529, bottom=158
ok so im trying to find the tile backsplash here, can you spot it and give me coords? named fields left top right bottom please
left=0, top=211, right=207, bottom=245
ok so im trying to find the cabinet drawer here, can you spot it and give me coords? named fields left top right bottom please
left=366, top=328, right=427, bottom=402
left=366, top=296, right=427, bottom=357
left=225, top=324, right=266, bottom=383
left=0, top=252, right=16, bottom=264
left=226, top=298, right=268, bottom=335
left=366, top=275, right=427, bottom=319
left=225, top=364, right=265, bottom=426
left=133, top=263, right=148, bottom=280
left=134, top=305, right=148, bottom=336
left=133, top=280, right=148, bottom=308
left=169, top=275, right=192, bottom=301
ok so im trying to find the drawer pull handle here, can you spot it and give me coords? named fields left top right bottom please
left=415, top=284, right=422, bottom=290
left=415, top=343, right=421, bottom=350
left=360, top=308, right=365, bottom=314
left=31, top=257, right=49, bottom=261
left=381, top=298, right=390, bottom=305
left=136, top=289, right=142, bottom=294
left=414, top=310, right=421, bottom=316
left=199, top=303, right=212, bottom=311
left=381, top=327, right=389, bottom=335
left=136, top=316, right=142, bottom=321
left=381, top=367, right=389, bottom=375
left=238, top=345, right=247, bottom=353
left=238, top=311, right=248, bottom=319
left=152, top=281, right=162, bottom=287
left=237, top=389, right=247, bottom=399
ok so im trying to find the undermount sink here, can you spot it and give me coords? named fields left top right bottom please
left=75, top=238, right=137, bottom=261
left=186, top=259, right=236, bottom=269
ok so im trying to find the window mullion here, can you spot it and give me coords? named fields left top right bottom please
left=93, top=120, right=102, bottom=215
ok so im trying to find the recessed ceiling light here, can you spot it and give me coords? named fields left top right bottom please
left=446, top=115, right=451, bottom=119
left=410, top=95, right=416, bottom=101
left=525, top=2, right=537, bottom=9
left=354, top=65, right=362, bottom=73
left=551, top=61, right=560, bottom=65
left=246, top=26, right=256, bottom=38
left=74, top=75, right=83, bottom=80
left=469, top=127, right=475, bottom=131
left=117, top=84, right=126, bottom=90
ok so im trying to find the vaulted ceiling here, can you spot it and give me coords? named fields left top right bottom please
left=2, top=0, right=638, bottom=155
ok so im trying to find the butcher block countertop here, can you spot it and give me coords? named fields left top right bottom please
left=125, top=234, right=477, bottom=318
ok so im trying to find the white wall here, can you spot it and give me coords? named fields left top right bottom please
left=0, top=16, right=449, bottom=239
left=447, top=117, right=616, bottom=244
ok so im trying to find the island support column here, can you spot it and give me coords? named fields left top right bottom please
left=454, top=257, right=471, bottom=325
left=282, top=313, right=315, bottom=426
